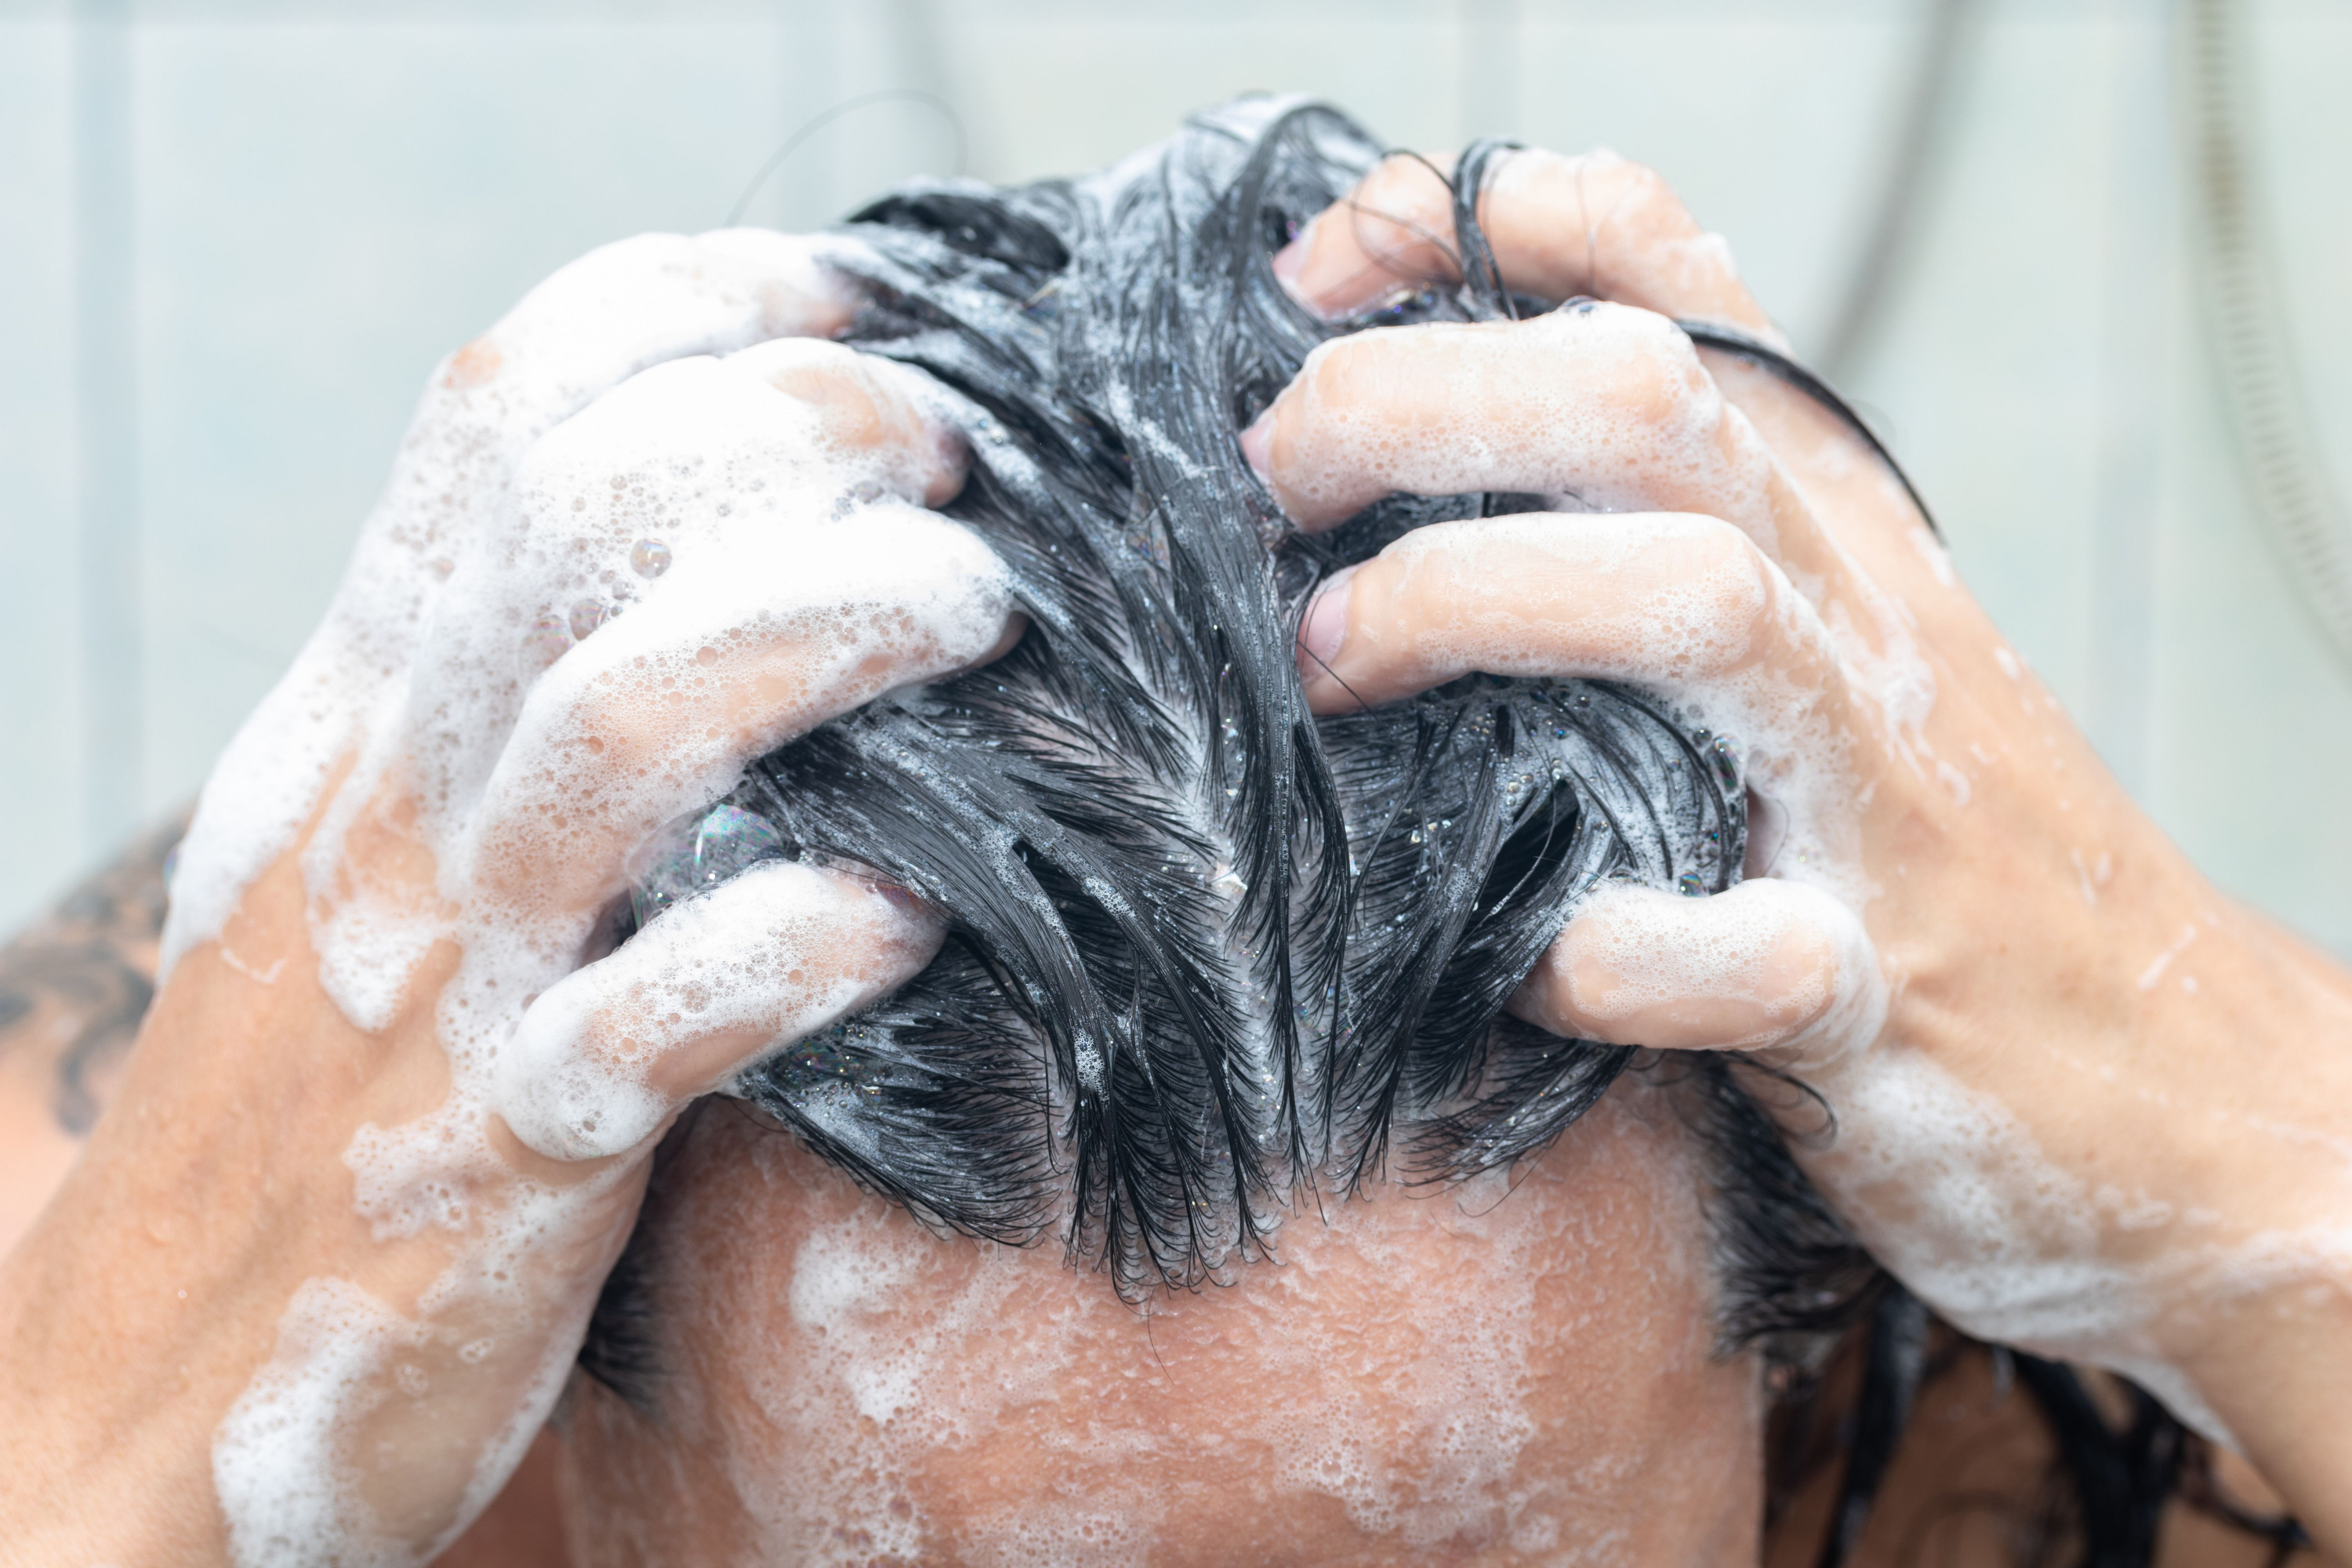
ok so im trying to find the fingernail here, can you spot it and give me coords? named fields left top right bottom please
left=874, top=880, right=931, bottom=916
left=1297, top=565, right=1356, bottom=682
left=1240, top=407, right=1276, bottom=479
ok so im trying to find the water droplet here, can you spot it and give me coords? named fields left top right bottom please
left=630, top=538, right=671, bottom=578
left=568, top=600, right=607, bottom=641
left=626, top=804, right=787, bottom=929
left=1711, top=735, right=1740, bottom=789
left=693, top=804, right=784, bottom=889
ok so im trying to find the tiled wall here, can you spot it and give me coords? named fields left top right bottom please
left=5, top=0, right=2350, bottom=954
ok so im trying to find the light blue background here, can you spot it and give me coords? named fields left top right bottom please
left=4, top=0, right=2350, bottom=955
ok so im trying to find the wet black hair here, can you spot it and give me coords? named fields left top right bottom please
left=578, top=97, right=2281, bottom=1568
left=659, top=99, right=1782, bottom=1298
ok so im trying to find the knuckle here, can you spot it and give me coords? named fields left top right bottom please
left=1298, top=337, right=1363, bottom=417
left=1588, top=152, right=1682, bottom=220
left=729, top=339, right=954, bottom=488
left=1690, top=523, right=1778, bottom=634
left=1302, top=331, right=1406, bottom=419
left=551, top=231, right=699, bottom=296
left=736, top=333, right=862, bottom=390
left=1359, top=151, right=1450, bottom=214
left=1598, top=312, right=1719, bottom=434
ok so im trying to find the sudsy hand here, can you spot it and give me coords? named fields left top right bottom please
left=0, top=233, right=1017, bottom=1564
left=1245, top=150, right=2352, bottom=1549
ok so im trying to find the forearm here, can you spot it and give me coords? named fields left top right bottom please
left=2160, top=932, right=2352, bottom=1559
left=1717, top=343, right=2352, bottom=1552
left=0, top=848, right=400, bottom=1562
left=0, top=813, right=181, bottom=1261
left=0, top=837, right=641, bottom=1564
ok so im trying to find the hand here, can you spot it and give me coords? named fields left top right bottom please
left=0, top=230, right=1018, bottom=1565
left=1247, top=149, right=2352, bottom=1548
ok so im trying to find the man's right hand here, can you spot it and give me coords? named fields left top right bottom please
left=0, top=230, right=1018, bottom=1566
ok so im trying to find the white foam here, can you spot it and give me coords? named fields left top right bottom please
left=213, top=1278, right=426, bottom=1567
left=164, top=230, right=868, bottom=985
left=1797, top=1046, right=2352, bottom=1449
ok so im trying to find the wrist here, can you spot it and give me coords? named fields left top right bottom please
left=0, top=842, right=488, bottom=1563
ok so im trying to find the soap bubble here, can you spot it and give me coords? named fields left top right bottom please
left=1709, top=736, right=1741, bottom=791
left=630, top=803, right=787, bottom=929
left=630, top=538, right=672, bottom=579
left=568, top=600, right=608, bottom=641
left=517, top=612, right=572, bottom=677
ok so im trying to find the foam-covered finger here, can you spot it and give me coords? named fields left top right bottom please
left=1508, top=879, right=1882, bottom=1060
left=1272, top=149, right=1773, bottom=338
left=495, top=859, right=942, bottom=1160
left=430, top=229, right=864, bottom=447
left=371, top=230, right=877, bottom=612
left=469, top=498, right=1014, bottom=913
left=1297, top=512, right=1837, bottom=713
left=724, top=336, right=968, bottom=506
left=1242, top=303, right=1780, bottom=538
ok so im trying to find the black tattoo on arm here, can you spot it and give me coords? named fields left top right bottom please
left=0, top=812, right=186, bottom=1135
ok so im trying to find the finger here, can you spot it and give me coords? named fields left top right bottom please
left=1241, top=303, right=1792, bottom=546
left=1295, top=512, right=1836, bottom=714
left=430, top=228, right=866, bottom=452
left=1272, top=149, right=1775, bottom=338
left=438, top=346, right=1015, bottom=913
left=469, top=499, right=1012, bottom=914
left=493, top=858, right=942, bottom=1161
left=380, top=230, right=872, bottom=581
left=726, top=336, right=969, bottom=507
left=1508, top=879, right=1882, bottom=1062
left=190, top=234, right=881, bottom=960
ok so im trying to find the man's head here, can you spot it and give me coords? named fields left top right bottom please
left=559, top=1076, right=1767, bottom=1563
left=556, top=98, right=1876, bottom=1560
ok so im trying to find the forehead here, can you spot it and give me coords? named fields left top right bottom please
left=561, top=1077, right=1767, bottom=1564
